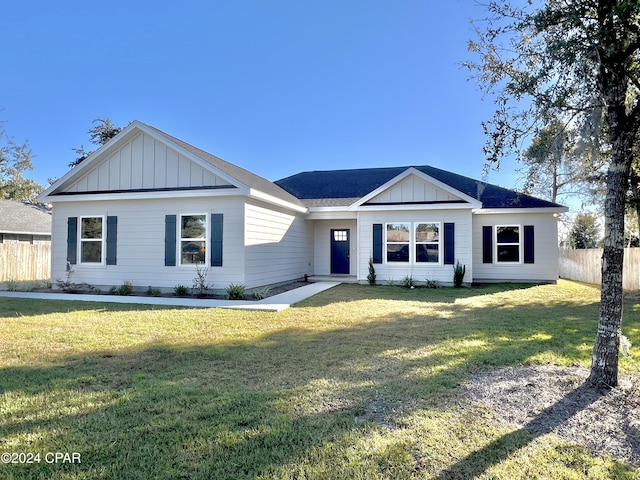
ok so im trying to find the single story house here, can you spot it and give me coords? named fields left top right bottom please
left=39, top=121, right=568, bottom=291
left=0, top=200, right=51, bottom=244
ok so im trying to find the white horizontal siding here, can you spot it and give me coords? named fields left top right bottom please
left=63, top=132, right=233, bottom=193
left=472, top=212, right=559, bottom=282
left=51, top=197, right=245, bottom=290
left=244, top=201, right=314, bottom=288
left=358, top=209, right=473, bottom=284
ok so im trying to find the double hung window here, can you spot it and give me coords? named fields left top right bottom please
left=496, top=225, right=520, bottom=263
left=180, top=214, right=207, bottom=265
left=386, top=223, right=410, bottom=262
left=80, top=216, right=104, bottom=264
left=415, top=223, right=439, bottom=263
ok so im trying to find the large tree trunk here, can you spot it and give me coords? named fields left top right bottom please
left=587, top=0, right=637, bottom=388
left=588, top=150, right=630, bottom=388
left=630, top=172, right=640, bottom=243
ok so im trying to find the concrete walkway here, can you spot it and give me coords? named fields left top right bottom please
left=0, top=281, right=341, bottom=312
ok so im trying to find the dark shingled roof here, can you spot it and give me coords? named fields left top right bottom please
left=275, top=165, right=565, bottom=209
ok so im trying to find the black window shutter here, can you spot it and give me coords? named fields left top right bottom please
left=67, top=217, right=77, bottom=265
left=444, top=223, right=455, bottom=265
left=482, top=226, right=493, bottom=263
left=524, top=225, right=535, bottom=264
left=106, top=216, right=117, bottom=265
left=372, top=224, right=383, bottom=264
left=211, top=214, right=223, bottom=267
left=165, top=215, right=177, bottom=266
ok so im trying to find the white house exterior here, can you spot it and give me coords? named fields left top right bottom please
left=39, top=121, right=568, bottom=291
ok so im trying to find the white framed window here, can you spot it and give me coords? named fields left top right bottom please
left=79, top=216, right=105, bottom=264
left=495, top=225, right=521, bottom=263
left=386, top=223, right=410, bottom=262
left=415, top=222, right=440, bottom=263
left=384, top=222, right=442, bottom=264
left=179, top=214, right=207, bottom=265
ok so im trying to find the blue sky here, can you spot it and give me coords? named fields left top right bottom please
left=1, top=0, right=521, bottom=189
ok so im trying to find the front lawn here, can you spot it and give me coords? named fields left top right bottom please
left=0, top=280, right=638, bottom=479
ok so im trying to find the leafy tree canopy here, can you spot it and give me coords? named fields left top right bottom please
left=520, top=120, right=607, bottom=205
left=0, top=122, right=44, bottom=202
left=570, top=212, right=601, bottom=248
left=70, top=118, right=123, bottom=168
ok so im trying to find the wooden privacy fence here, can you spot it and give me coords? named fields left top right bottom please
left=0, top=243, right=51, bottom=282
left=559, top=248, right=640, bottom=291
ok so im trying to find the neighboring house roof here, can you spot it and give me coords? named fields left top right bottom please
left=275, top=165, right=565, bottom=209
left=0, top=200, right=52, bottom=235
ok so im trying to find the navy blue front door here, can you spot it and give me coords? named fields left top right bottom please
left=330, top=229, right=350, bottom=274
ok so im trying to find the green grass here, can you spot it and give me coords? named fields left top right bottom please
left=0, top=280, right=638, bottom=479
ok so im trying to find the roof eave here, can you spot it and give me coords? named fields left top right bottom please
left=0, top=230, right=51, bottom=236
left=353, top=202, right=477, bottom=212
left=248, top=189, right=308, bottom=213
left=473, top=206, right=569, bottom=214
left=41, top=187, right=247, bottom=203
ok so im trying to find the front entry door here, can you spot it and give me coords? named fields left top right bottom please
left=330, top=229, right=350, bottom=274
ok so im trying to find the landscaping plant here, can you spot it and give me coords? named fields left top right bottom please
left=367, top=256, right=376, bottom=285
left=225, top=282, right=246, bottom=300
left=453, top=260, right=466, bottom=288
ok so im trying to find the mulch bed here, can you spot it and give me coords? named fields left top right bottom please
left=29, top=280, right=311, bottom=301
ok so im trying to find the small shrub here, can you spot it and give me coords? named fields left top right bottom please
left=425, top=278, right=441, bottom=289
left=192, top=265, right=212, bottom=297
left=56, top=266, right=77, bottom=292
left=115, top=280, right=134, bottom=296
left=225, top=283, right=246, bottom=300
left=400, top=275, right=416, bottom=289
left=174, top=285, right=189, bottom=297
left=253, top=286, right=271, bottom=300
left=146, top=286, right=162, bottom=297
left=367, top=257, right=376, bottom=285
left=56, top=267, right=96, bottom=294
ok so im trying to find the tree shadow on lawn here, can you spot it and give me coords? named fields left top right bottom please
left=0, top=292, right=636, bottom=478
left=433, top=383, right=610, bottom=480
